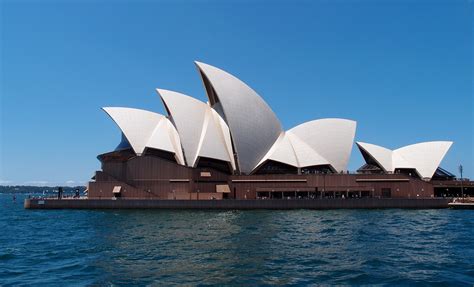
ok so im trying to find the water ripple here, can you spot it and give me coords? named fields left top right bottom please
left=0, top=194, right=473, bottom=286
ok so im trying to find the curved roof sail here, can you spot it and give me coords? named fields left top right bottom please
left=255, top=119, right=355, bottom=172
left=102, top=107, right=185, bottom=165
left=288, top=119, right=357, bottom=172
left=356, top=141, right=453, bottom=179
left=286, top=132, right=331, bottom=168
left=256, top=132, right=299, bottom=169
left=100, top=61, right=454, bottom=180
left=157, top=89, right=207, bottom=165
left=394, top=141, right=453, bottom=179
left=195, top=61, right=282, bottom=174
left=255, top=132, right=330, bottom=171
left=157, top=89, right=235, bottom=170
left=356, top=142, right=393, bottom=172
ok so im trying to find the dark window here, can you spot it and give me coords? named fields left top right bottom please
left=381, top=188, right=391, bottom=198
left=254, top=160, right=298, bottom=175
left=144, top=148, right=177, bottom=162
left=196, top=157, right=232, bottom=174
left=301, top=165, right=334, bottom=174
left=395, top=168, right=420, bottom=178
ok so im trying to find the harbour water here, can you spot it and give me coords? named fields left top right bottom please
left=1, top=193, right=473, bottom=286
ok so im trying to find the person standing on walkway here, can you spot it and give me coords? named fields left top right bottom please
left=57, top=187, right=63, bottom=200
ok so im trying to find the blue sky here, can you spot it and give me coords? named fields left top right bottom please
left=1, top=0, right=472, bottom=186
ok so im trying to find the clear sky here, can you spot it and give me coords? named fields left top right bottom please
left=1, top=0, right=472, bottom=186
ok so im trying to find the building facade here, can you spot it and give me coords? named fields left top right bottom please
left=87, top=62, right=473, bottom=200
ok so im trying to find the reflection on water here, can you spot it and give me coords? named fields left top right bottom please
left=0, top=194, right=473, bottom=286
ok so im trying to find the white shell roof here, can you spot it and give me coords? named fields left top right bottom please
left=157, top=89, right=236, bottom=170
left=356, top=142, right=393, bottom=172
left=287, top=132, right=331, bottom=168
left=257, top=132, right=299, bottom=168
left=356, top=141, right=453, bottom=179
left=288, top=118, right=357, bottom=172
left=395, top=142, right=453, bottom=179
left=102, top=62, right=454, bottom=178
left=195, top=61, right=282, bottom=174
left=103, top=107, right=185, bottom=165
left=256, top=131, right=330, bottom=170
left=256, top=118, right=355, bottom=172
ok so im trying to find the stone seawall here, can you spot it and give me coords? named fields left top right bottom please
left=25, top=198, right=451, bottom=210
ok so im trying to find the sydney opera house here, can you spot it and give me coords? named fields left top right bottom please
left=87, top=62, right=470, bottom=200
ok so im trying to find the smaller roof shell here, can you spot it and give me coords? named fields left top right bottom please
left=103, top=107, right=185, bottom=165
left=255, top=118, right=356, bottom=172
left=394, top=142, right=453, bottom=179
left=356, top=141, right=453, bottom=179
left=287, top=118, right=357, bottom=172
left=256, top=132, right=299, bottom=168
left=356, top=142, right=393, bottom=172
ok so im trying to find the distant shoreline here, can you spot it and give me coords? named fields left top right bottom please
left=0, top=185, right=86, bottom=193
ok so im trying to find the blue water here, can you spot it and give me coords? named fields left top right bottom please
left=1, top=194, right=473, bottom=286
